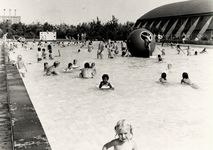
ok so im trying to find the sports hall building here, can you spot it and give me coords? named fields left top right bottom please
left=134, top=0, right=213, bottom=41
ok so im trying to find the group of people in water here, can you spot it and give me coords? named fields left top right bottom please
left=34, top=40, right=115, bottom=90
left=156, top=44, right=207, bottom=89
left=6, top=38, right=209, bottom=91
left=159, top=64, right=199, bottom=89
left=96, top=39, right=123, bottom=59
left=4, top=37, right=211, bottom=150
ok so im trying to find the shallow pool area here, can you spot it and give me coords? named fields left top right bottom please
left=12, top=42, right=213, bottom=150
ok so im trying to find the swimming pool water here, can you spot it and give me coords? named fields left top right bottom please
left=13, top=42, right=213, bottom=150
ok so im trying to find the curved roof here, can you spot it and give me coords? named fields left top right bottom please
left=138, top=0, right=213, bottom=20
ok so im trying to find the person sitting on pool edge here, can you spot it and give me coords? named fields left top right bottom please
left=99, top=74, right=114, bottom=90
left=79, top=62, right=94, bottom=79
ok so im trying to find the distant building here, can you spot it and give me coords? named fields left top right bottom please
left=0, top=9, right=21, bottom=24
left=40, top=32, right=57, bottom=41
left=134, top=0, right=213, bottom=41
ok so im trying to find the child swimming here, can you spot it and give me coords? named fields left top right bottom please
left=99, top=74, right=114, bottom=90
left=44, top=62, right=49, bottom=72
left=159, top=72, right=167, bottom=84
left=88, top=41, right=94, bottom=52
left=90, top=62, right=96, bottom=76
left=79, top=62, right=94, bottom=78
left=36, top=47, right=42, bottom=62
left=185, top=45, right=193, bottom=56
left=102, top=119, right=138, bottom=150
left=164, top=63, right=173, bottom=74
left=72, top=59, right=80, bottom=69
left=157, top=47, right=165, bottom=55
left=46, top=61, right=60, bottom=76
left=181, top=72, right=199, bottom=89
left=157, top=54, right=164, bottom=62
left=63, top=63, right=73, bottom=72
left=181, top=72, right=192, bottom=85
left=200, top=48, right=207, bottom=54
left=176, top=44, right=185, bottom=54
left=16, top=54, right=27, bottom=77
left=49, top=50, right=54, bottom=60
left=42, top=48, right=47, bottom=59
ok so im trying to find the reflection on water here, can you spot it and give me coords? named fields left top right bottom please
left=14, top=42, right=213, bottom=150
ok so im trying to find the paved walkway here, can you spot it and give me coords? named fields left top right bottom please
left=0, top=42, right=51, bottom=150
left=0, top=43, right=12, bottom=150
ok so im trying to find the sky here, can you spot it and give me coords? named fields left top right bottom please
left=0, top=0, right=188, bottom=25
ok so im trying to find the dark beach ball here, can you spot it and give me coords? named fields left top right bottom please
left=127, top=28, right=156, bottom=57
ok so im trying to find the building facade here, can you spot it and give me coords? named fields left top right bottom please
left=0, top=9, right=21, bottom=24
left=134, top=0, right=213, bottom=41
left=0, top=16, right=21, bottom=24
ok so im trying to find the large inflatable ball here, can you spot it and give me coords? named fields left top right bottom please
left=127, top=28, right=156, bottom=57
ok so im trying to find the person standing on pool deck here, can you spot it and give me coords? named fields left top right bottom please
left=102, top=119, right=138, bottom=150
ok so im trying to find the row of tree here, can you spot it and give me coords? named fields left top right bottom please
left=0, top=15, right=136, bottom=41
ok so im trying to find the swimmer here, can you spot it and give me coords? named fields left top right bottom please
left=49, top=50, right=54, bottom=60
left=158, top=54, right=164, bottom=62
left=72, top=59, right=80, bottom=68
left=181, top=72, right=192, bottom=85
left=161, top=49, right=165, bottom=55
left=79, top=62, right=94, bottom=78
left=108, top=42, right=114, bottom=58
left=63, top=63, right=73, bottom=73
left=90, top=62, right=96, bottom=76
left=102, top=119, right=138, bottom=150
left=200, top=48, right=207, bottom=54
left=114, top=41, right=119, bottom=55
left=157, top=47, right=165, bottom=55
left=42, top=48, right=47, bottom=59
left=181, top=72, right=199, bottom=89
left=185, top=46, right=193, bottom=56
left=36, top=47, right=42, bottom=62
left=176, top=44, right=185, bottom=54
left=58, top=49, right=61, bottom=57
left=44, top=62, right=49, bottom=72
left=165, top=63, right=173, bottom=73
left=46, top=61, right=60, bottom=76
left=159, top=72, right=167, bottom=84
left=99, top=74, right=114, bottom=90
left=97, top=39, right=105, bottom=59
left=16, top=54, right=27, bottom=77
left=88, top=41, right=94, bottom=52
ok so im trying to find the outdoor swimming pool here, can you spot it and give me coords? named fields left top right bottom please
left=13, top=42, right=213, bottom=150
